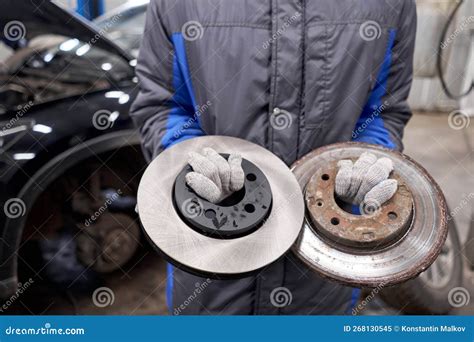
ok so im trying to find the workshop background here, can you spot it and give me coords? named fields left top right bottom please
left=0, top=0, right=472, bottom=315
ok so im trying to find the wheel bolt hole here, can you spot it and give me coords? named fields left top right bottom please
left=244, top=204, right=255, bottom=213
left=321, top=174, right=330, bottom=181
left=388, top=211, right=398, bottom=220
left=330, top=217, right=340, bottom=225
left=246, top=173, right=257, bottom=181
left=204, top=209, right=216, bottom=219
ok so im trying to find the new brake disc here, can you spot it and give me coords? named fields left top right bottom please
left=137, top=136, right=305, bottom=278
left=291, top=142, right=448, bottom=288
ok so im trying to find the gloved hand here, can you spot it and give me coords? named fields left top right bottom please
left=185, top=148, right=245, bottom=203
left=335, top=152, right=398, bottom=210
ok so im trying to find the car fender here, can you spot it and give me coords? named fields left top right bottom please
left=0, top=129, right=141, bottom=298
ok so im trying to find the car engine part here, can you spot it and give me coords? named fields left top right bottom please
left=291, top=142, right=448, bottom=288
left=137, top=136, right=305, bottom=277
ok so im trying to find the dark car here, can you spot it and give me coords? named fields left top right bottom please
left=0, top=0, right=149, bottom=299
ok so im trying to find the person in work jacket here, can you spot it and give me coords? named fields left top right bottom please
left=130, top=0, right=417, bottom=315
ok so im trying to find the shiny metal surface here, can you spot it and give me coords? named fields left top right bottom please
left=292, top=142, right=448, bottom=288
left=137, top=136, right=305, bottom=276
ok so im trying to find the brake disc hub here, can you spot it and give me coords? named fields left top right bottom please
left=292, top=142, right=448, bottom=287
left=305, top=161, right=414, bottom=250
left=173, top=155, right=272, bottom=239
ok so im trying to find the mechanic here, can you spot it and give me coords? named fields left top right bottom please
left=130, top=0, right=416, bottom=315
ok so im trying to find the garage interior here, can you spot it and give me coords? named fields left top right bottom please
left=0, top=0, right=472, bottom=315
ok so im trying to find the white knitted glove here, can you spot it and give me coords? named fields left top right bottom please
left=185, top=148, right=245, bottom=203
left=335, top=152, right=398, bottom=209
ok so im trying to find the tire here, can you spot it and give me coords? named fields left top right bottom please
left=379, top=217, right=463, bottom=314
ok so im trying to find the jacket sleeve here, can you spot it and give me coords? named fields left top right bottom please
left=353, top=0, right=417, bottom=151
left=130, top=0, right=204, bottom=161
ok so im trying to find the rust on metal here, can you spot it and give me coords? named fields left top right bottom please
left=291, top=142, right=448, bottom=288
left=305, top=161, right=413, bottom=249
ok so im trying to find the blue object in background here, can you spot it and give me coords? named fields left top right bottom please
left=76, top=0, right=104, bottom=20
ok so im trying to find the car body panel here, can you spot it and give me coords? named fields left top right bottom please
left=0, top=1, right=149, bottom=297
left=0, top=0, right=133, bottom=62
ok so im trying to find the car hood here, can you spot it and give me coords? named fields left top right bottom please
left=0, top=0, right=133, bottom=62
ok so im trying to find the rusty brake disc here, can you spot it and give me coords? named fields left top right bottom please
left=291, top=142, right=448, bottom=288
